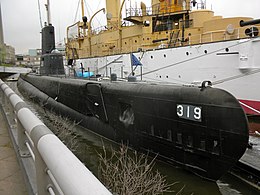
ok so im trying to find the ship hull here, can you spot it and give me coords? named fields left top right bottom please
left=18, top=74, right=249, bottom=181
left=73, top=37, right=260, bottom=116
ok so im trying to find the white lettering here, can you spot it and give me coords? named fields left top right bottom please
left=194, top=107, right=201, bottom=120
left=177, top=105, right=183, bottom=117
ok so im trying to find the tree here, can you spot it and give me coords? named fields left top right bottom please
left=98, top=144, right=181, bottom=195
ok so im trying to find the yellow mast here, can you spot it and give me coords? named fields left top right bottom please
left=81, top=0, right=84, bottom=19
left=118, top=0, right=126, bottom=53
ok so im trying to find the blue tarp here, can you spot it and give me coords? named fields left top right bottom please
left=76, top=71, right=94, bottom=78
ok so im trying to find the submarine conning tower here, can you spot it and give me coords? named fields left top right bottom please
left=42, top=24, right=55, bottom=55
left=40, top=24, right=65, bottom=76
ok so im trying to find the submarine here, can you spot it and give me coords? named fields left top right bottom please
left=18, top=74, right=249, bottom=181
left=17, top=15, right=249, bottom=181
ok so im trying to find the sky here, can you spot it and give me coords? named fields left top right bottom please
left=1, top=0, right=260, bottom=54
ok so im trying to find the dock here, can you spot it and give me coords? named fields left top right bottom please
left=231, top=136, right=260, bottom=190
left=0, top=105, right=27, bottom=194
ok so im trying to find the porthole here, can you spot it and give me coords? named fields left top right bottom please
left=225, top=48, right=229, bottom=52
left=135, top=40, right=137, bottom=43
left=166, top=75, right=168, bottom=78
left=204, top=50, right=208, bottom=54
left=186, top=52, right=189, bottom=56
left=151, top=56, right=153, bottom=59
left=164, top=54, right=166, bottom=58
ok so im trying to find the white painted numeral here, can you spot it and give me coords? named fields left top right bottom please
left=177, top=105, right=183, bottom=117
left=194, top=107, right=201, bottom=120
left=177, top=104, right=202, bottom=122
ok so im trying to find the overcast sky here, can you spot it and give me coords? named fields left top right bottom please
left=1, top=0, right=259, bottom=54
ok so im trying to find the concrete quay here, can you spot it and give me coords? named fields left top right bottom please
left=0, top=105, right=27, bottom=195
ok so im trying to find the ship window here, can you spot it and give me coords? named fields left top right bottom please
left=166, top=75, right=168, bottom=78
left=187, top=136, right=193, bottom=147
left=167, top=130, right=172, bottom=141
left=186, top=52, right=189, bottom=56
left=135, top=40, right=137, bottom=43
left=199, top=140, right=206, bottom=151
left=151, top=56, right=153, bottom=59
left=164, top=54, right=166, bottom=58
left=225, top=48, right=229, bottom=52
left=204, top=50, right=208, bottom=54
left=177, top=133, right=182, bottom=144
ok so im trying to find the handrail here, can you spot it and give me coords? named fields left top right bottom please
left=0, top=79, right=112, bottom=195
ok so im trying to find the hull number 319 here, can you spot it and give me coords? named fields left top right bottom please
left=177, top=104, right=202, bottom=122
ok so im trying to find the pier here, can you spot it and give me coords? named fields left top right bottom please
left=0, top=66, right=31, bottom=79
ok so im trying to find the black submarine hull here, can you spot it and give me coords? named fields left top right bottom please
left=18, top=74, right=249, bottom=181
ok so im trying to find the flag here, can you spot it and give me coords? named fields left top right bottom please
left=131, top=53, right=142, bottom=66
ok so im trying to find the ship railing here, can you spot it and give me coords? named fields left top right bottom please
left=125, top=2, right=193, bottom=18
left=186, top=26, right=259, bottom=46
left=0, top=79, right=112, bottom=195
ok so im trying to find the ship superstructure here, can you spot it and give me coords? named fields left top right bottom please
left=66, top=0, right=260, bottom=116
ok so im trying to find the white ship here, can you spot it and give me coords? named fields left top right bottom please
left=66, top=0, right=260, bottom=116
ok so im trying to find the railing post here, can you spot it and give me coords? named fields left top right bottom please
left=17, top=119, right=30, bottom=157
left=34, top=144, right=56, bottom=195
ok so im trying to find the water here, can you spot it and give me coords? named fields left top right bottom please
left=7, top=81, right=259, bottom=195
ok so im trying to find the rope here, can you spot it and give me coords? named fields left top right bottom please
left=73, top=0, right=81, bottom=23
left=136, top=39, right=259, bottom=86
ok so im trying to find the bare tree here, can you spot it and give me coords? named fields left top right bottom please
left=98, top=144, right=181, bottom=195
left=43, top=110, right=79, bottom=153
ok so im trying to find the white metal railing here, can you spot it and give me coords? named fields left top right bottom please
left=0, top=79, right=112, bottom=195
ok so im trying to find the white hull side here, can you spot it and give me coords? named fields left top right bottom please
left=75, top=37, right=260, bottom=114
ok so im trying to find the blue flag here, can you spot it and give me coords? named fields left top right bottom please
left=131, top=54, right=142, bottom=66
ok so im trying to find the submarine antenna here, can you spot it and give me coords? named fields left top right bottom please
left=37, top=0, right=43, bottom=29
left=45, top=0, right=51, bottom=25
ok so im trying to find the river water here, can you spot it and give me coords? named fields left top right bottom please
left=7, top=81, right=259, bottom=195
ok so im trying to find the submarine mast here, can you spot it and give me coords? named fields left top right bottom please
left=40, top=0, right=65, bottom=76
